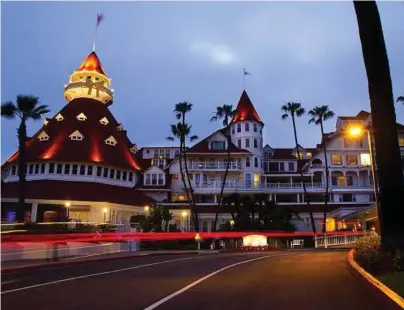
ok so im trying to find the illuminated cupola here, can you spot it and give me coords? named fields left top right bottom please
left=64, top=51, right=113, bottom=105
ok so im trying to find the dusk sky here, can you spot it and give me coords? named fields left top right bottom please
left=2, top=1, right=403, bottom=161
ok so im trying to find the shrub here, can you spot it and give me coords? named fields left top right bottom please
left=354, top=233, right=381, bottom=272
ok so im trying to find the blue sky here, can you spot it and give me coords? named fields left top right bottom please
left=2, top=1, right=404, bottom=161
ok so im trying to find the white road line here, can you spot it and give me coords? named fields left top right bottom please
left=1, top=256, right=196, bottom=295
left=143, top=252, right=301, bottom=310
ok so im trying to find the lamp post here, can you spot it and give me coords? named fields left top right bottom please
left=65, top=202, right=71, bottom=219
left=347, top=126, right=380, bottom=232
left=195, top=233, right=202, bottom=250
left=103, top=207, right=108, bottom=223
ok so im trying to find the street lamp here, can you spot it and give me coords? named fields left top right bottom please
left=181, top=210, right=188, bottom=231
left=346, top=125, right=380, bottom=232
left=65, top=202, right=71, bottom=219
left=144, top=205, right=150, bottom=213
left=195, top=233, right=202, bottom=250
left=102, top=207, right=108, bottom=223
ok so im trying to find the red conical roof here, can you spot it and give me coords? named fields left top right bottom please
left=6, top=97, right=140, bottom=171
left=76, top=51, right=106, bottom=76
left=232, top=90, right=263, bottom=124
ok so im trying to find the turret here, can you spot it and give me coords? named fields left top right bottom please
left=64, top=51, right=113, bottom=105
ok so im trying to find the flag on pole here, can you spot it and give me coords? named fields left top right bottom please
left=243, top=68, right=251, bottom=76
left=96, top=14, right=104, bottom=27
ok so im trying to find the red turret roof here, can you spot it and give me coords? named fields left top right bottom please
left=6, top=97, right=141, bottom=171
left=231, top=90, right=263, bottom=124
left=76, top=51, right=106, bottom=76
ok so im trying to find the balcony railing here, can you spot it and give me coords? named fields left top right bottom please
left=184, top=161, right=242, bottom=171
left=190, top=181, right=372, bottom=191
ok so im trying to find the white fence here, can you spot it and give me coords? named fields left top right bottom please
left=314, top=233, right=367, bottom=248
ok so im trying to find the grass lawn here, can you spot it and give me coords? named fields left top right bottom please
left=378, top=272, right=404, bottom=298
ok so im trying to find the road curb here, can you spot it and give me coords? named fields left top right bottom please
left=1, top=251, right=203, bottom=274
left=347, top=249, right=404, bottom=309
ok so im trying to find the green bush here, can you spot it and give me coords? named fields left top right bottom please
left=354, top=233, right=381, bottom=272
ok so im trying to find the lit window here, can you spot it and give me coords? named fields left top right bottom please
left=55, top=113, right=64, bottom=121
left=172, top=174, right=179, bottom=180
left=37, top=131, right=50, bottom=141
left=69, top=130, right=84, bottom=141
left=105, top=136, right=117, bottom=146
left=44, top=119, right=49, bottom=126
left=130, top=144, right=138, bottom=154
left=100, top=117, right=109, bottom=125
left=399, top=137, right=404, bottom=147
left=346, top=155, right=358, bottom=165
left=76, top=113, right=87, bottom=121
left=306, top=152, right=312, bottom=159
left=331, top=155, right=342, bottom=165
left=360, top=153, right=371, bottom=166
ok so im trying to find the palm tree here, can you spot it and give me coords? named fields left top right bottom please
left=210, top=104, right=237, bottom=231
left=1, top=95, right=50, bottom=219
left=354, top=1, right=404, bottom=249
left=281, top=102, right=317, bottom=233
left=308, top=106, right=335, bottom=233
left=397, top=96, right=404, bottom=104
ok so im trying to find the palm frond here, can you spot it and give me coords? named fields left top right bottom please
left=397, top=96, right=404, bottom=103
left=296, top=107, right=306, bottom=117
left=166, top=137, right=174, bottom=142
left=281, top=113, right=288, bottom=120
left=210, top=115, right=218, bottom=122
left=190, top=135, right=198, bottom=142
left=1, top=101, right=17, bottom=119
left=323, top=110, right=335, bottom=121
left=16, top=95, right=40, bottom=115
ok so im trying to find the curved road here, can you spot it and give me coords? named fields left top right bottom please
left=1, top=250, right=401, bottom=310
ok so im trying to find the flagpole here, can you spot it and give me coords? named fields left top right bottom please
left=93, top=14, right=98, bottom=51
left=243, top=68, right=246, bottom=90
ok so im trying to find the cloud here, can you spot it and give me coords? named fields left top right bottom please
left=190, top=42, right=239, bottom=65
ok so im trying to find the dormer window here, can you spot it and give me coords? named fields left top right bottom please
left=210, top=141, right=226, bottom=150
left=77, top=113, right=87, bottom=121
left=44, top=119, right=49, bottom=126
left=100, top=117, right=109, bottom=125
left=105, top=136, right=117, bottom=146
left=69, top=130, right=84, bottom=141
left=37, top=131, right=49, bottom=141
left=56, top=113, right=64, bottom=121
left=130, top=144, right=138, bottom=154
left=117, top=124, right=123, bottom=131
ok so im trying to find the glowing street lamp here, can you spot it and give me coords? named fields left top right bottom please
left=65, top=202, right=71, bottom=218
left=346, top=125, right=379, bottom=232
left=230, top=219, right=235, bottom=228
left=195, top=233, right=202, bottom=250
left=144, top=205, right=150, bottom=213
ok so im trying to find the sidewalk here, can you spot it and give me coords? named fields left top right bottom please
left=1, top=250, right=218, bottom=273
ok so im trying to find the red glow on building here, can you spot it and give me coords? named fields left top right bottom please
left=91, top=139, right=102, bottom=162
left=40, top=134, right=65, bottom=159
left=76, top=51, right=106, bottom=76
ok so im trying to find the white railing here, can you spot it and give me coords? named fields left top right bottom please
left=314, top=233, right=369, bottom=248
left=184, top=161, right=242, bottom=170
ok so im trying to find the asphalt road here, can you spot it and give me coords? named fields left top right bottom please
left=1, top=250, right=401, bottom=310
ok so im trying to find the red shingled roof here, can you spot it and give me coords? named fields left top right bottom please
left=6, top=97, right=141, bottom=171
left=76, top=51, right=106, bottom=76
left=231, top=90, right=263, bottom=124
left=1, top=180, right=155, bottom=206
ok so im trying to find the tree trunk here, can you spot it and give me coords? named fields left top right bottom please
left=320, top=121, right=329, bottom=233
left=354, top=1, right=404, bottom=249
left=17, top=120, right=27, bottom=221
left=291, top=114, right=317, bottom=233
left=178, top=138, right=194, bottom=230
left=213, top=125, right=232, bottom=231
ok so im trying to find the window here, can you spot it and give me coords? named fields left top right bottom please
left=116, top=170, right=121, bottom=180
left=254, top=123, right=258, bottom=132
left=110, top=169, right=115, bottom=179
left=49, top=163, right=55, bottom=174
left=123, top=171, right=127, bottom=181
left=331, top=155, right=342, bottom=165
left=245, top=138, right=250, bottom=148
left=332, top=176, right=345, bottom=186
left=99, top=117, right=109, bottom=125
left=69, top=130, right=84, bottom=141
left=268, top=162, right=279, bottom=171
left=172, top=174, right=179, bottom=180
left=87, top=165, right=93, bottom=175
left=152, top=159, right=165, bottom=169
left=12, top=166, right=17, bottom=175
left=165, top=149, right=170, bottom=158
left=232, top=126, right=235, bottom=134
left=357, top=139, right=363, bottom=148
left=210, top=141, right=226, bottom=150
left=55, top=113, right=64, bottom=121
left=254, top=139, right=258, bottom=148
left=344, top=138, right=350, bottom=148
left=105, top=136, right=117, bottom=146
left=35, top=164, right=40, bottom=174
left=347, top=175, right=354, bottom=186
left=37, top=131, right=49, bottom=141
left=254, top=157, right=258, bottom=168
left=151, top=174, right=157, bottom=185
left=245, top=123, right=250, bottom=132
left=237, top=124, right=241, bottom=133
left=158, top=174, right=164, bottom=185
left=40, top=164, right=45, bottom=174
left=340, top=193, right=355, bottom=202
left=399, top=137, right=404, bottom=147
left=306, top=152, right=312, bottom=159
left=237, top=139, right=241, bottom=148
left=129, top=173, right=133, bottom=182
left=288, top=162, right=294, bottom=171
left=29, top=165, right=34, bottom=175
left=175, top=149, right=180, bottom=157
left=64, top=164, right=70, bottom=174
left=360, top=153, right=371, bottom=166
left=246, top=157, right=250, bottom=167
left=346, top=155, right=358, bottom=165
left=279, top=162, right=285, bottom=171
left=80, top=165, right=86, bottom=175
left=76, top=113, right=87, bottom=121
left=97, top=166, right=102, bottom=177
left=145, top=174, right=151, bottom=185
left=103, top=168, right=108, bottom=178
left=72, top=165, right=78, bottom=175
